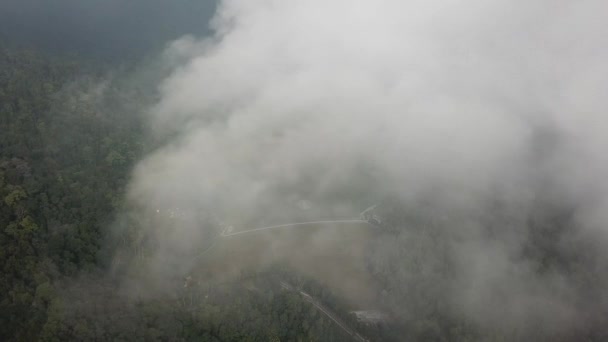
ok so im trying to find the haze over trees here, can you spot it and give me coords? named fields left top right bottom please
left=2, top=1, right=608, bottom=341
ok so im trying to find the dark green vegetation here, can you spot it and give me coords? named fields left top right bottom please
left=0, top=48, right=139, bottom=340
left=0, top=48, right=362, bottom=341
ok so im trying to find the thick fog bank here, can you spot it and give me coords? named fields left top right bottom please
left=121, top=0, right=608, bottom=337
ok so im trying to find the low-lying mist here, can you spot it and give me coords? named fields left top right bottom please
left=114, top=0, right=608, bottom=339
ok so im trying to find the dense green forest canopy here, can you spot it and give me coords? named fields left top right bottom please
left=0, top=47, right=379, bottom=341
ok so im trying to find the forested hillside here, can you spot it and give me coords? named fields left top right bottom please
left=0, top=48, right=138, bottom=339
left=0, top=49, right=360, bottom=341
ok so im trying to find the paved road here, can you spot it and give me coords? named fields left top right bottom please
left=280, top=281, right=368, bottom=342
left=221, top=219, right=368, bottom=237
left=193, top=218, right=370, bottom=261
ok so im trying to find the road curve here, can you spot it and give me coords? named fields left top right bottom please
left=221, top=219, right=368, bottom=237
left=193, top=219, right=370, bottom=261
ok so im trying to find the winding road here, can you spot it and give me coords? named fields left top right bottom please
left=193, top=219, right=369, bottom=260
left=221, top=219, right=368, bottom=237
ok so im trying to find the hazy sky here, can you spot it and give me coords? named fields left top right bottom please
left=0, top=0, right=217, bottom=60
